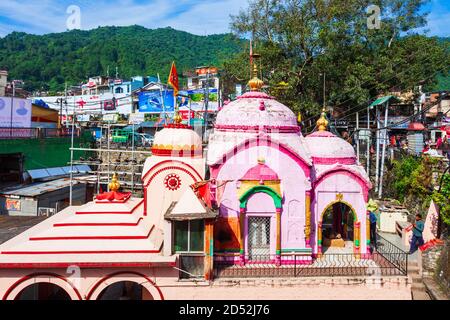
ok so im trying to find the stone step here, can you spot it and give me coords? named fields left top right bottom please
left=411, top=284, right=427, bottom=291
left=412, top=290, right=431, bottom=300
left=411, top=274, right=423, bottom=282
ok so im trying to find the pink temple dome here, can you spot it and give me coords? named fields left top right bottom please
left=240, top=161, right=280, bottom=181
left=215, top=91, right=299, bottom=131
left=305, top=130, right=356, bottom=162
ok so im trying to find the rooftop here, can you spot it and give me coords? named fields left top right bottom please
left=0, top=216, right=46, bottom=245
left=0, top=178, right=83, bottom=198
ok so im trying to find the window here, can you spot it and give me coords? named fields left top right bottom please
left=115, top=87, right=124, bottom=94
left=173, top=220, right=204, bottom=253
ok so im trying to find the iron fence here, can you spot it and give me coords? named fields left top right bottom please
left=214, top=234, right=408, bottom=278
left=0, top=127, right=80, bottom=139
left=374, top=233, right=409, bottom=275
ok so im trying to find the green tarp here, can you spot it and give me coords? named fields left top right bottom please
left=369, top=95, right=399, bottom=108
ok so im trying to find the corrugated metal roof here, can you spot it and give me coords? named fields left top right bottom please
left=0, top=178, right=82, bottom=198
left=28, top=165, right=91, bottom=180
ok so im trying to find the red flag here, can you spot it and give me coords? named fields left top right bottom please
left=168, top=61, right=179, bottom=97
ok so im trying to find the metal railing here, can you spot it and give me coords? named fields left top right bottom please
left=214, top=252, right=407, bottom=278
left=214, top=235, right=409, bottom=278
left=0, top=127, right=80, bottom=139
left=374, top=233, right=409, bottom=276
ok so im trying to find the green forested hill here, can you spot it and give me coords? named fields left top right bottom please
left=0, top=25, right=243, bottom=92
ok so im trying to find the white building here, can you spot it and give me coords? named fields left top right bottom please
left=0, top=70, right=7, bottom=97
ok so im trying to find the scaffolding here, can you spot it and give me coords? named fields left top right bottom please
left=68, top=120, right=153, bottom=203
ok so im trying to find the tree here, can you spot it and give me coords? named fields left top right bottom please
left=225, top=0, right=449, bottom=123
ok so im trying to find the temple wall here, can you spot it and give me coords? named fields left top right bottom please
left=212, top=145, right=310, bottom=252
left=0, top=268, right=411, bottom=300
left=311, top=172, right=368, bottom=254
left=142, top=157, right=205, bottom=225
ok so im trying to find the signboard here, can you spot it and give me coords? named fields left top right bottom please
left=77, top=114, right=91, bottom=122
left=129, top=113, right=145, bottom=124
left=0, top=97, right=32, bottom=128
left=138, top=90, right=176, bottom=113
left=102, top=114, right=119, bottom=123
left=6, top=199, right=21, bottom=211
left=196, top=67, right=218, bottom=76
left=383, top=116, right=410, bottom=130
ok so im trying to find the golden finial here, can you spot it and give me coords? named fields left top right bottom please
left=248, top=64, right=264, bottom=92
left=173, top=105, right=183, bottom=124
left=257, top=157, right=266, bottom=164
left=317, top=108, right=329, bottom=132
left=108, top=173, right=121, bottom=192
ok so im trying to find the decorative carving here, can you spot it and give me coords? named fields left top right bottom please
left=336, top=193, right=344, bottom=202
left=164, top=174, right=182, bottom=191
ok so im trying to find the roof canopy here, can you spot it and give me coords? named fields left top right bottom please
left=369, top=95, right=399, bottom=108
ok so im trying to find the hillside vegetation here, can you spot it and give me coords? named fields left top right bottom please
left=0, top=25, right=243, bottom=92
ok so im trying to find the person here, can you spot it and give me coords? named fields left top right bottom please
left=409, top=214, right=425, bottom=254
left=424, top=143, right=440, bottom=157
left=366, top=199, right=378, bottom=253
left=439, top=136, right=450, bottom=161
left=369, top=210, right=378, bottom=250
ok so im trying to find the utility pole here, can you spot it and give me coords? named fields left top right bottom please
left=69, top=95, right=76, bottom=206
left=375, top=105, right=381, bottom=193
left=356, top=112, right=360, bottom=163
left=10, top=81, right=15, bottom=137
left=203, top=68, right=210, bottom=140
left=379, top=101, right=389, bottom=198
left=367, top=106, right=370, bottom=176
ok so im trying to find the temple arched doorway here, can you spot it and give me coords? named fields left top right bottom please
left=97, top=281, right=154, bottom=300
left=15, top=283, right=72, bottom=300
left=319, top=202, right=358, bottom=254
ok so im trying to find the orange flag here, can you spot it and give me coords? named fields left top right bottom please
left=168, top=61, right=179, bottom=97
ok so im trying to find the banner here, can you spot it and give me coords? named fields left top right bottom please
left=0, top=97, right=32, bottom=128
left=138, top=90, right=175, bottom=113
left=129, top=113, right=145, bottom=124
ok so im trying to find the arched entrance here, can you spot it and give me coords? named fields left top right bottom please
left=239, top=185, right=282, bottom=263
left=318, top=201, right=359, bottom=255
left=15, top=283, right=71, bottom=300
left=97, top=281, right=153, bottom=300
left=86, top=272, right=164, bottom=300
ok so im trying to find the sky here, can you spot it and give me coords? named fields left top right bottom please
left=0, top=0, right=448, bottom=38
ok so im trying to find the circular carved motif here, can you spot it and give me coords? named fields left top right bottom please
left=164, top=174, right=181, bottom=191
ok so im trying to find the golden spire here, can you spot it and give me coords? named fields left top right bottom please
left=108, top=173, right=121, bottom=192
left=173, top=105, right=183, bottom=124
left=248, top=63, right=264, bottom=92
left=317, top=108, right=329, bottom=131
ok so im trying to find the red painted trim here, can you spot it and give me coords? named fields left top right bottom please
left=0, top=262, right=173, bottom=269
left=76, top=199, right=144, bottom=215
left=215, top=125, right=300, bottom=133
left=142, top=160, right=202, bottom=182
left=313, top=169, right=371, bottom=199
left=151, top=148, right=202, bottom=157
left=2, top=272, right=82, bottom=300
left=143, top=165, right=200, bottom=188
left=312, top=157, right=356, bottom=165
left=29, top=225, right=155, bottom=241
left=144, top=186, right=148, bottom=216
left=211, top=135, right=311, bottom=178
left=86, top=271, right=164, bottom=300
left=54, top=218, right=144, bottom=227
left=1, top=250, right=161, bottom=255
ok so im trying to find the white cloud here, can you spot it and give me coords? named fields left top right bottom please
left=0, top=0, right=247, bottom=35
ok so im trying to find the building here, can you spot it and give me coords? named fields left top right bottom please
left=0, top=69, right=380, bottom=301
left=81, top=76, right=110, bottom=96
left=0, top=70, right=7, bottom=97
left=186, top=67, right=219, bottom=91
left=0, top=178, right=87, bottom=217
